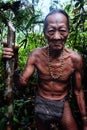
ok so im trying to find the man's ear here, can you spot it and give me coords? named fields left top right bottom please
left=43, top=30, right=48, bottom=39
left=67, top=31, right=69, bottom=38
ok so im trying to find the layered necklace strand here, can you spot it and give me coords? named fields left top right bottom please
left=48, top=46, right=64, bottom=79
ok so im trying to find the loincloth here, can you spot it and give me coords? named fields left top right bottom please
left=35, top=94, right=67, bottom=122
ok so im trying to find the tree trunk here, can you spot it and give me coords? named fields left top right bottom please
left=5, top=21, right=15, bottom=130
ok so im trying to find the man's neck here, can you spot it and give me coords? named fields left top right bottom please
left=48, top=46, right=64, bottom=58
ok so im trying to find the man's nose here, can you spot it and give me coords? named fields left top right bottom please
left=54, top=31, right=62, bottom=40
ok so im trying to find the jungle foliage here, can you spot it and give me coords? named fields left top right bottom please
left=0, top=0, right=87, bottom=129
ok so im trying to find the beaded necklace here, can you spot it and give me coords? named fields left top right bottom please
left=48, top=46, right=64, bottom=79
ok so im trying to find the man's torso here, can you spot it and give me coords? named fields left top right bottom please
left=29, top=46, right=79, bottom=100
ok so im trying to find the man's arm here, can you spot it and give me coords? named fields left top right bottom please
left=74, top=72, right=86, bottom=116
left=73, top=54, right=87, bottom=127
left=2, top=47, right=35, bottom=87
left=18, top=52, right=35, bottom=87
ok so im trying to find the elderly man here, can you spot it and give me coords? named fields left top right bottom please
left=2, top=9, right=87, bottom=130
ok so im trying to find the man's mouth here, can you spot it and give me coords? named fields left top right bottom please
left=53, top=40, right=63, bottom=45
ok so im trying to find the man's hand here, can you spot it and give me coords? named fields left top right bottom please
left=82, top=116, right=87, bottom=130
left=2, top=41, right=19, bottom=59
left=83, top=125, right=87, bottom=130
left=2, top=47, right=14, bottom=58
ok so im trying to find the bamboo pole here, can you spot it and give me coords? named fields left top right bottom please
left=5, top=21, right=15, bottom=130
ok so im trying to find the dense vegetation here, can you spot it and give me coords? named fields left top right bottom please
left=0, top=0, right=87, bottom=129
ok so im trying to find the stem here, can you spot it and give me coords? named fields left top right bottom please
left=5, top=21, right=15, bottom=130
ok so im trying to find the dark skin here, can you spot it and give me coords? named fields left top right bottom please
left=2, top=13, right=87, bottom=130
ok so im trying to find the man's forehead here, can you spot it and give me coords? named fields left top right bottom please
left=47, top=13, right=67, bottom=24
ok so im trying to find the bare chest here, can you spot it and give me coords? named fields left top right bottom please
left=36, top=56, right=74, bottom=82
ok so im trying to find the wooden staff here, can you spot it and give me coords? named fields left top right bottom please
left=5, top=21, right=15, bottom=130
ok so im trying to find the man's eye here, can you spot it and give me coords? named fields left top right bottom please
left=48, top=30, right=55, bottom=34
left=60, top=30, right=66, bottom=32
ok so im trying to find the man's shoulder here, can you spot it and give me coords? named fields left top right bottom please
left=65, top=48, right=82, bottom=65
left=65, top=48, right=82, bottom=59
left=31, top=47, right=44, bottom=54
left=30, top=46, right=46, bottom=57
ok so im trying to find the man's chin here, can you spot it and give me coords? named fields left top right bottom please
left=52, top=45, right=64, bottom=51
